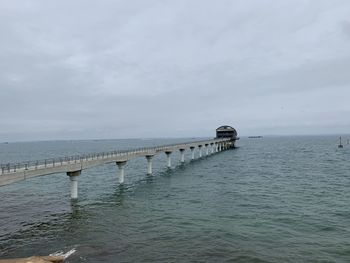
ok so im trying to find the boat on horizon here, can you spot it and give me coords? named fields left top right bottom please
left=338, top=136, right=343, bottom=148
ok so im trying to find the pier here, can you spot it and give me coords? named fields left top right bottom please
left=0, top=137, right=236, bottom=199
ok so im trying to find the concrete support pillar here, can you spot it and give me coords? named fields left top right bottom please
left=67, top=170, right=81, bottom=199
left=179, top=149, right=185, bottom=163
left=219, top=143, right=222, bottom=151
left=116, top=161, right=127, bottom=184
left=205, top=144, right=209, bottom=156
left=211, top=143, right=214, bottom=154
left=190, top=146, right=195, bottom=160
left=146, top=155, right=154, bottom=175
left=198, top=145, right=203, bottom=158
left=165, top=151, right=172, bottom=168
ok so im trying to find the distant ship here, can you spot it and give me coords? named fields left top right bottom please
left=248, top=136, right=263, bottom=139
left=338, top=136, right=343, bottom=148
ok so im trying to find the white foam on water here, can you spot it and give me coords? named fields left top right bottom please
left=49, top=248, right=76, bottom=259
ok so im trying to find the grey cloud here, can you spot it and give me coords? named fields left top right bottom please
left=341, top=21, right=350, bottom=37
left=1, top=0, right=350, bottom=141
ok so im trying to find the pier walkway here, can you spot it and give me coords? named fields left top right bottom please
left=0, top=138, right=234, bottom=199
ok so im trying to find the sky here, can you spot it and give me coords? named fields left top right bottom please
left=1, top=0, right=350, bottom=141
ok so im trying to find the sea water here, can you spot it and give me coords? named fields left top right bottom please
left=0, top=136, right=349, bottom=262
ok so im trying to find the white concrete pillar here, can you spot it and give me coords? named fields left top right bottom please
left=146, top=155, right=154, bottom=175
left=67, top=170, right=81, bottom=199
left=190, top=147, right=195, bottom=160
left=179, top=149, right=185, bottom=163
left=116, top=161, right=127, bottom=184
left=165, top=151, right=172, bottom=168
left=205, top=144, right=209, bottom=156
left=198, top=145, right=203, bottom=157
left=211, top=143, right=214, bottom=154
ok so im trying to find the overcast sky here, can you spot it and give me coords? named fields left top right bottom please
left=1, top=0, right=350, bottom=141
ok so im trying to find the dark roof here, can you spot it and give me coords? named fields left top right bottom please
left=216, top=125, right=235, bottom=131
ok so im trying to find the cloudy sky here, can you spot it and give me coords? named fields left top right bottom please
left=1, top=0, right=350, bottom=141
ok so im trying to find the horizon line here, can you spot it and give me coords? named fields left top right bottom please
left=2, top=133, right=350, bottom=144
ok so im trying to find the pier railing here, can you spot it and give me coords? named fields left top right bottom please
left=0, top=138, right=227, bottom=175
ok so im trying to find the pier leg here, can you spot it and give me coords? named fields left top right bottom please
left=180, top=149, right=185, bottom=163
left=190, top=147, right=195, bottom=160
left=67, top=170, right=81, bottom=199
left=146, top=155, right=154, bottom=175
left=165, top=151, right=172, bottom=168
left=198, top=145, right=202, bottom=158
left=211, top=144, right=214, bottom=154
left=116, top=161, right=127, bottom=184
left=205, top=144, right=209, bottom=156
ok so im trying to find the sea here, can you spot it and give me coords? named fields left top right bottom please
left=0, top=136, right=349, bottom=262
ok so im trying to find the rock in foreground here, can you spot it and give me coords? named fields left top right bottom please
left=0, top=255, right=65, bottom=263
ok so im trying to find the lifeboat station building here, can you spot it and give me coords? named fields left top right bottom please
left=216, top=125, right=238, bottom=139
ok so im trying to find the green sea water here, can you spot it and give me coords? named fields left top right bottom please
left=0, top=136, right=349, bottom=262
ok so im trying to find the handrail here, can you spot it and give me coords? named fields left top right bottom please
left=0, top=138, right=231, bottom=175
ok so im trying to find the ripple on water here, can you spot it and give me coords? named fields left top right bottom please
left=1, top=136, right=350, bottom=262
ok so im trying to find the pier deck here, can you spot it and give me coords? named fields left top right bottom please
left=0, top=138, right=234, bottom=193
